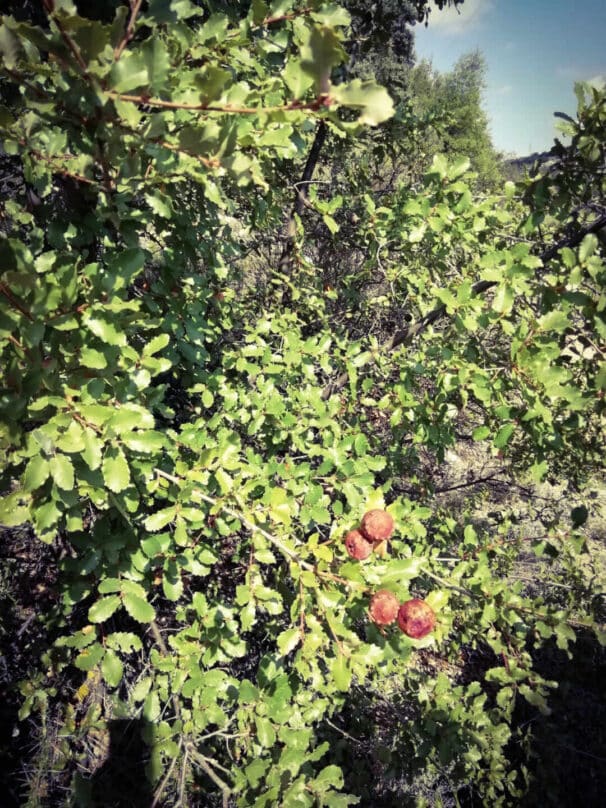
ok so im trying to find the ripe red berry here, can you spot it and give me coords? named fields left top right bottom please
left=360, top=509, right=394, bottom=543
left=397, top=599, right=436, bottom=639
left=369, top=590, right=399, bottom=625
left=344, top=529, right=373, bottom=560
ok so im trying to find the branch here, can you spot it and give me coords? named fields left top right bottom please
left=278, top=120, right=328, bottom=280
left=105, top=90, right=331, bottom=116
left=114, top=0, right=143, bottom=60
left=42, top=0, right=89, bottom=75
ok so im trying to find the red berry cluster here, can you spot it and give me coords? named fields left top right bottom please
left=343, top=509, right=395, bottom=560
left=369, top=591, right=436, bottom=638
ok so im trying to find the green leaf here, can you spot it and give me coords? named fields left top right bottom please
left=382, top=557, right=424, bottom=582
left=106, top=632, right=143, bottom=653
left=75, top=643, right=105, bottom=672
left=85, top=316, right=127, bottom=347
left=331, top=655, right=351, bottom=691
left=332, top=80, right=395, bottom=126
left=144, top=507, right=176, bottom=532
left=50, top=454, right=75, bottom=491
left=102, top=447, right=131, bottom=493
left=123, top=592, right=156, bottom=623
left=472, top=426, right=490, bottom=441
left=277, top=627, right=301, bottom=657
left=121, top=431, right=165, bottom=453
left=299, top=25, right=344, bottom=87
left=81, top=347, right=108, bottom=369
left=101, top=649, right=124, bottom=688
left=109, top=406, right=155, bottom=433
left=255, top=716, right=276, bottom=748
left=143, top=333, right=170, bottom=356
left=23, top=456, right=50, bottom=492
left=162, top=559, right=184, bottom=602
left=82, top=427, right=103, bottom=470
left=98, top=577, right=122, bottom=594
left=34, top=499, right=61, bottom=533
left=110, top=51, right=149, bottom=93
left=0, top=492, right=31, bottom=527
left=579, top=233, right=598, bottom=262
left=493, top=285, right=514, bottom=315
left=88, top=595, right=121, bottom=623
left=283, top=58, right=314, bottom=99
left=538, top=310, right=569, bottom=333
left=315, top=764, right=344, bottom=790
left=494, top=423, right=515, bottom=449
left=142, top=690, right=161, bottom=722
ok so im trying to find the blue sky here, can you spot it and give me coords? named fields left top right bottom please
left=414, top=0, right=606, bottom=155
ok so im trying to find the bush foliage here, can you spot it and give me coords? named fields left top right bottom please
left=0, top=2, right=604, bottom=805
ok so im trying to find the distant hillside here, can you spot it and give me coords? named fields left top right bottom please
left=502, top=149, right=555, bottom=181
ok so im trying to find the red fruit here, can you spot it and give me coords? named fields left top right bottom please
left=360, top=509, right=394, bottom=543
left=397, top=599, right=436, bottom=639
left=344, top=529, right=373, bottom=560
left=369, top=590, right=399, bottom=626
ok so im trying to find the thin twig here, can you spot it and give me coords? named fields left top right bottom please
left=114, top=0, right=143, bottom=60
left=105, top=90, right=330, bottom=116
left=151, top=737, right=183, bottom=808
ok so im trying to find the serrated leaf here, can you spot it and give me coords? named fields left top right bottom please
left=331, top=655, right=351, bottom=691
left=277, top=627, right=301, bottom=657
left=493, top=284, right=514, bottom=315
left=75, top=642, right=105, bottom=671
left=162, top=558, right=184, bottom=602
left=101, top=649, right=124, bottom=687
left=144, top=507, right=176, bottom=532
left=143, top=690, right=161, bottom=722
left=283, top=58, right=315, bottom=99
left=538, top=310, right=569, bottom=333
left=315, top=764, right=344, bottom=789
left=332, top=79, right=395, bottom=126
left=121, top=430, right=165, bottom=453
left=50, top=454, right=75, bottom=490
left=81, top=347, right=108, bottom=369
left=132, top=676, right=153, bottom=702
left=143, top=333, right=170, bottom=356
left=106, top=632, right=143, bottom=653
left=98, top=577, right=122, bottom=594
left=102, top=447, right=131, bottom=493
left=23, top=456, right=50, bottom=492
left=123, top=592, right=155, bottom=623
left=88, top=595, right=121, bottom=623
left=255, top=716, right=276, bottom=748
left=382, top=557, right=424, bottom=581
left=494, top=423, right=515, bottom=449
left=109, top=406, right=155, bottom=433
left=86, top=316, right=127, bottom=347
left=579, top=233, right=598, bottom=262
left=82, top=427, right=103, bottom=470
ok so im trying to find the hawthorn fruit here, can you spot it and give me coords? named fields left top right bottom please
left=344, top=529, right=373, bottom=560
left=360, top=509, right=394, bottom=543
left=397, top=599, right=436, bottom=639
left=369, top=590, right=399, bottom=625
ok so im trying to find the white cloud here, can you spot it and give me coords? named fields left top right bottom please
left=425, top=0, right=493, bottom=35
left=556, top=65, right=606, bottom=89
left=586, top=75, right=605, bottom=89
